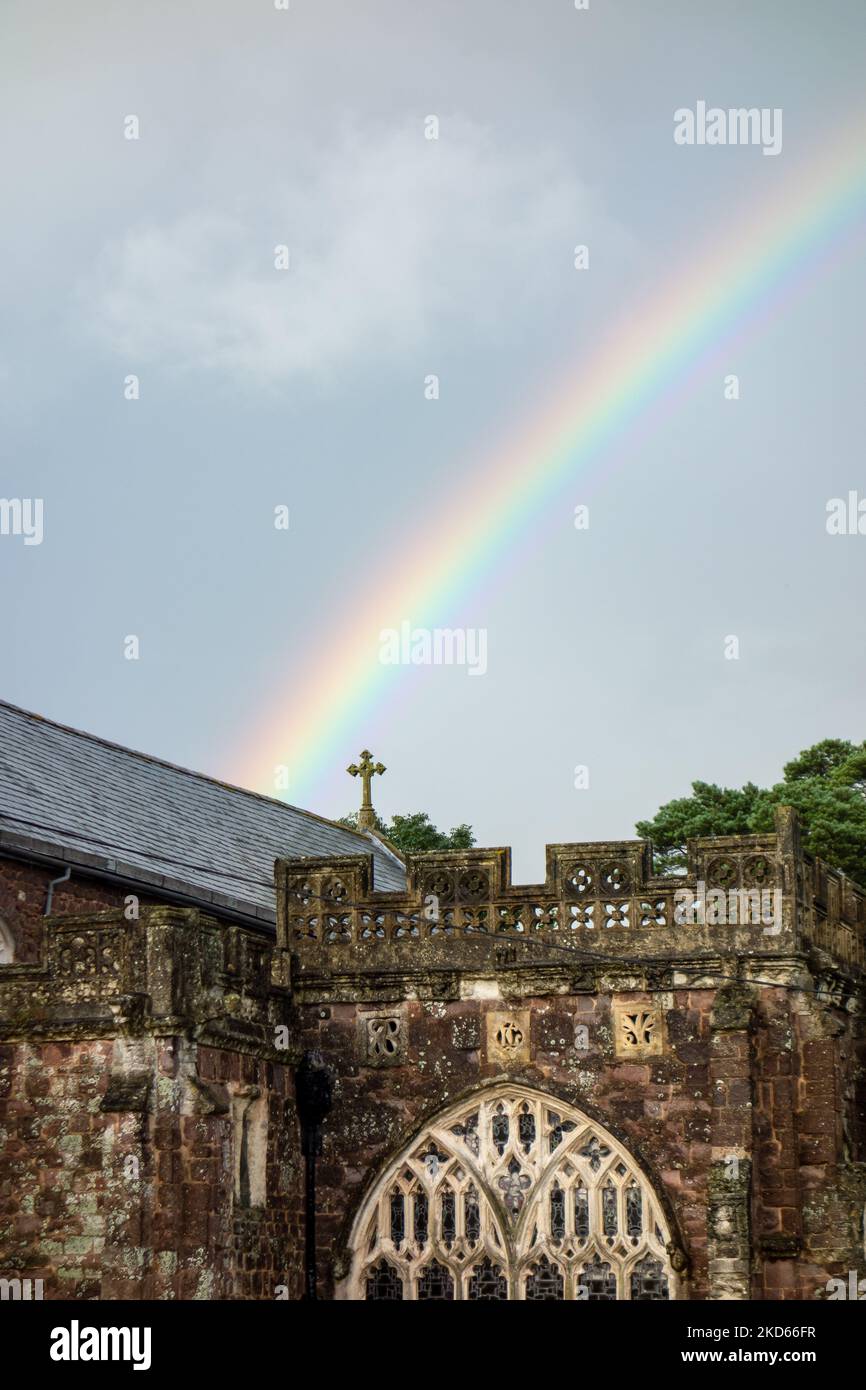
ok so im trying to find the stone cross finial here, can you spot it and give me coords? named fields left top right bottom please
left=347, top=750, right=386, bottom=830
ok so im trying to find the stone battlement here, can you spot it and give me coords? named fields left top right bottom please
left=276, top=807, right=865, bottom=991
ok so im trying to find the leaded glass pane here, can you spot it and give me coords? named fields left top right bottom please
left=525, top=1255, right=564, bottom=1301
left=492, top=1104, right=509, bottom=1157
left=467, top=1257, right=508, bottom=1301
left=626, top=1181, right=642, bottom=1242
left=413, top=1191, right=429, bottom=1249
left=574, top=1185, right=589, bottom=1239
left=441, top=1186, right=456, bottom=1249
left=365, top=1259, right=403, bottom=1300
left=630, top=1255, right=669, bottom=1301
left=550, top=1183, right=566, bottom=1244
left=390, top=1190, right=405, bottom=1249
left=464, top=1185, right=480, bottom=1247
left=577, top=1254, right=617, bottom=1301
left=417, top=1259, right=454, bottom=1300
left=602, top=1182, right=617, bottom=1237
left=518, top=1103, right=536, bottom=1154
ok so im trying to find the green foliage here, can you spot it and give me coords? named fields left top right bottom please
left=782, top=738, right=857, bottom=782
left=338, top=810, right=475, bottom=853
left=636, top=740, right=866, bottom=884
left=635, top=782, right=762, bottom=875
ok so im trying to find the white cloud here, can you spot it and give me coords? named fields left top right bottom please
left=83, top=120, right=630, bottom=384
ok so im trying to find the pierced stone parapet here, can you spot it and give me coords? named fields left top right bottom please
left=276, top=810, right=865, bottom=988
left=0, top=906, right=290, bottom=1049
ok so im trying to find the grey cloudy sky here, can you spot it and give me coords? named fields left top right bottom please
left=2, top=1, right=865, bottom=881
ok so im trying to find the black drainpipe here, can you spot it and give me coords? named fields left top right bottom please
left=295, top=1051, right=333, bottom=1301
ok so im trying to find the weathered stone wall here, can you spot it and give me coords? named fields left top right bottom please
left=292, top=985, right=863, bottom=1300
left=0, top=856, right=167, bottom=965
left=1, top=805, right=863, bottom=1302
left=0, top=867, right=303, bottom=1301
left=296, top=989, right=710, bottom=1295
left=1, top=1037, right=115, bottom=1298
left=279, top=808, right=866, bottom=1301
left=760, top=990, right=866, bottom=1300
left=0, top=1038, right=302, bottom=1299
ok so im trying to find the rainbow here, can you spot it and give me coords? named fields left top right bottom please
left=233, top=117, right=866, bottom=807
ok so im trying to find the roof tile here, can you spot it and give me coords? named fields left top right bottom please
left=0, top=702, right=406, bottom=919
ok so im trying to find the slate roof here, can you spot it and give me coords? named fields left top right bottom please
left=0, top=701, right=406, bottom=925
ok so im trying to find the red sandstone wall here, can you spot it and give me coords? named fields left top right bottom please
left=0, top=1038, right=115, bottom=1298
left=1, top=854, right=862, bottom=1301
left=752, top=993, right=865, bottom=1299
left=0, top=857, right=163, bottom=964
left=298, top=987, right=863, bottom=1301
left=0, top=856, right=304, bottom=1301
left=0, top=1037, right=303, bottom=1300
left=299, top=991, right=716, bottom=1297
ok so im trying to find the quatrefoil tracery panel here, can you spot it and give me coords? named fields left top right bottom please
left=346, top=1085, right=676, bottom=1300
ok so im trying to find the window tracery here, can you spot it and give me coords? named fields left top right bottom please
left=347, top=1084, right=677, bottom=1300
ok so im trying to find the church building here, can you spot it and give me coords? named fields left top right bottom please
left=0, top=701, right=864, bottom=1300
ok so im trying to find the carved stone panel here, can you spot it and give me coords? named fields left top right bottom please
left=613, top=1001, right=664, bottom=1059
left=486, top=1010, right=531, bottom=1066
left=362, top=1013, right=405, bottom=1067
left=49, top=923, right=125, bottom=1001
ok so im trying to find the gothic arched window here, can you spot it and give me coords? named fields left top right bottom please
left=0, top=919, right=14, bottom=965
left=343, top=1084, right=678, bottom=1300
